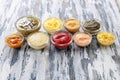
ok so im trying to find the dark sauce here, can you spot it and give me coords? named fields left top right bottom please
left=83, top=19, right=101, bottom=34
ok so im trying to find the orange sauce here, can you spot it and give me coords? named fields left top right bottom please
left=73, top=32, right=92, bottom=47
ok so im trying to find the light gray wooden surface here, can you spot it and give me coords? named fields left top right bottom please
left=0, top=0, right=120, bottom=80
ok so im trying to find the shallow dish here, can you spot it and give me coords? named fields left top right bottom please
left=97, top=32, right=115, bottom=46
left=15, top=16, right=41, bottom=36
left=51, top=31, right=72, bottom=49
left=43, top=18, right=63, bottom=34
left=73, top=32, right=92, bottom=47
left=27, top=32, right=49, bottom=49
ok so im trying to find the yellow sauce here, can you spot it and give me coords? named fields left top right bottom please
left=97, top=32, right=115, bottom=46
left=43, top=18, right=62, bottom=34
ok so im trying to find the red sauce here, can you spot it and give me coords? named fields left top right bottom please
left=51, top=31, right=72, bottom=49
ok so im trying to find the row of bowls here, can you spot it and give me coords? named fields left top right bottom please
left=5, top=16, right=115, bottom=49
left=15, top=16, right=101, bottom=35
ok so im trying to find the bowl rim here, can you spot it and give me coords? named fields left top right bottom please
left=5, top=33, right=24, bottom=48
left=73, top=32, right=92, bottom=46
left=63, top=18, right=81, bottom=32
left=81, top=18, right=102, bottom=33
left=63, top=18, right=80, bottom=26
left=97, top=31, right=116, bottom=45
left=27, top=31, right=49, bottom=47
left=15, top=16, right=41, bottom=31
left=51, top=31, right=73, bottom=46
left=43, top=17, right=63, bottom=34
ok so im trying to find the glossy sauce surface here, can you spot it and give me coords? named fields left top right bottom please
left=5, top=34, right=24, bottom=48
left=51, top=32, right=72, bottom=49
left=97, top=32, right=115, bottom=46
left=16, top=16, right=40, bottom=36
left=16, top=16, right=39, bottom=30
left=43, top=18, right=62, bottom=34
left=82, top=19, right=101, bottom=34
left=64, top=18, right=80, bottom=32
left=27, top=32, right=49, bottom=49
left=73, top=32, right=92, bottom=47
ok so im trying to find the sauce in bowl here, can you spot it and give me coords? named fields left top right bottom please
left=27, top=32, right=49, bottom=49
left=51, top=31, right=72, bottom=49
left=73, top=32, right=92, bottom=47
left=97, top=32, right=115, bottom=46
left=16, top=16, right=41, bottom=36
left=5, top=33, right=24, bottom=48
left=43, top=18, right=63, bottom=34
left=82, top=19, right=101, bottom=34
left=64, top=18, right=80, bottom=33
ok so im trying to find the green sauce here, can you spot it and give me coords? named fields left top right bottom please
left=18, top=16, right=39, bottom=30
left=83, top=19, right=101, bottom=34
left=16, top=16, right=41, bottom=36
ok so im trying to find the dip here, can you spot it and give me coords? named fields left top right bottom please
left=51, top=31, right=72, bottom=49
left=82, top=19, right=101, bottom=34
left=16, top=16, right=41, bottom=36
left=5, top=33, right=24, bottom=48
left=43, top=18, right=63, bottom=34
left=73, top=32, right=92, bottom=47
left=27, top=32, right=49, bottom=49
left=64, top=18, right=80, bottom=32
left=97, top=32, right=115, bottom=46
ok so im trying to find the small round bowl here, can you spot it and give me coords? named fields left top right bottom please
left=97, top=32, right=115, bottom=46
left=64, top=18, right=80, bottom=33
left=73, top=32, right=92, bottom=47
left=51, top=31, right=72, bottom=49
left=43, top=18, right=63, bottom=34
left=82, top=19, right=102, bottom=34
left=15, top=16, right=41, bottom=36
left=5, top=33, right=24, bottom=48
left=27, top=32, right=49, bottom=50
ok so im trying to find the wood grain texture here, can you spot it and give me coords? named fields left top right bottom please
left=0, top=0, right=120, bottom=80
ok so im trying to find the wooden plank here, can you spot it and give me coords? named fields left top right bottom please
left=0, top=0, right=120, bottom=80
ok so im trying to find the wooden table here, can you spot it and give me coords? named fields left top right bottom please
left=0, top=0, right=120, bottom=80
